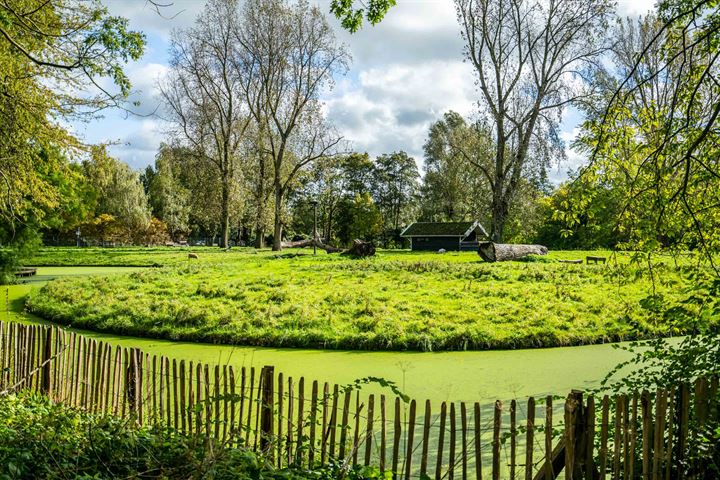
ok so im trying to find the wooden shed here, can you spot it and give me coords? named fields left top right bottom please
left=400, top=221, right=489, bottom=251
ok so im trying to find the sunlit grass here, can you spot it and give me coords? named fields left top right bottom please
left=26, top=248, right=708, bottom=351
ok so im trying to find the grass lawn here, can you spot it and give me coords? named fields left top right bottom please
left=25, top=247, right=710, bottom=351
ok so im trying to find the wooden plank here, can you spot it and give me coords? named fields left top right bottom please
left=287, top=376, right=294, bottom=465
left=623, top=394, right=630, bottom=480
left=420, top=399, right=431, bottom=477
left=151, top=356, right=158, bottom=421
left=102, top=344, right=112, bottom=413
left=339, top=388, right=351, bottom=461
left=694, top=377, right=708, bottom=426
left=510, top=399, right=517, bottom=480
left=677, top=383, right=690, bottom=480
left=475, top=402, right=482, bottom=480
left=329, top=384, right=340, bottom=460
left=214, top=365, right=221, bottom=439
left=254, top=369, right=263, bottom=450
left=246, top=367, right=255, bottom=447
left=629, top=393, right=638, bottom=478
left=320, top=383, right=329, bottom=465
left=112, top=346, right=121, bottom=415
left=229, top=366, right=237, bottom=441
left=462, top=402, right=469, bottom=480
left=526, top=397, right=536, bottom=480
left=296, top=377, right=305, bottom=466
left=546, top=396, right=554, bottom=480
left=564, top=392, right=579, bottom=480
left=585, top=396, right=595, bottom=480
left=353, top=391, right=360, bottom=465
left=195, top=363, right=202, bottom=435
left=641, top=390, right=651, bottom=480
left=435, top=402, right=447, bottom=479
left=364, top=394, right=375, bottom=466
left=204, top=364, right=211, bottom=438
left=449, top=402, right=456, bottom=480
left=664, top=389, right=674, bottom=480
left=380, top=394, right=387, bottom=472
left=600, top=396, right=609, bottom=480
left=222, top=365, right=229, bottom=442
left=187, top=361, right=194, bottom=436
left=309, top=380, right=318, bottom=466
left=405, top=399, right=417, bottom=480
left=173, top=359, right=180, bottom=430
left=239, top=367, right=247, bottom=443
left=277, top=372, right=284, bottom=467
left=159, top=356, right=165, bottom=421
left=613, top=395, right=623, bottom=479
left=180, top=360, right=187, bottom=433
left=260, top=366, right=275, bottom=458
left=393, top=396, right=402, bottom=476
left=652, top=390, right=667, bottom=480
left=91, top=340, right=103, bottom=413
left=72, top=336, right=83, bottom=407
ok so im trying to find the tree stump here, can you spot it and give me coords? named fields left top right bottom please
left=342, top=239, right=376, bottom=257
left=478, top=242, right=548, bottom=262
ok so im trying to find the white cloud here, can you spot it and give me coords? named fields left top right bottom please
left=326, top=60, right=476, bottom=165
left=74, top=0, right=660, bottom=176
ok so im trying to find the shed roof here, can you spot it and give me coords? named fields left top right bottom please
left=400, top=221, right=487, bottom=238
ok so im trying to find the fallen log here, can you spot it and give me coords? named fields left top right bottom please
left=281, top=238, right=344, bottom=253
left=478, top=242, right=548, bottom=262
left=341, top=239, right=376, bottom=257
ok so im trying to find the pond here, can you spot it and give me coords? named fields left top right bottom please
left=5, top=266, right=653, bottom=403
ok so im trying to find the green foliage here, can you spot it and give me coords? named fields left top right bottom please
left=0, top=391, right=385, bottom=479
left=81, top=146, right=152, bottom=244
left=329, top=0, right=396, bottom=33
left=0, top=0, right=145, bottom=255
left=25, top=248, right=716, bottom=351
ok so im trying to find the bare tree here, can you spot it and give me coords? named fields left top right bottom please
left=456, top=0, right=612, bottom=241
left=160, top=0, right=251, bottom=248
left=236, top=0, right=350, bottom=250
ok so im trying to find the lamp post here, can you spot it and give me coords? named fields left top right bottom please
left=310, top=199, right=318, bottom=255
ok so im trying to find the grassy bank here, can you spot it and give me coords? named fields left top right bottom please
left=25, top=248, right=711, bottom=351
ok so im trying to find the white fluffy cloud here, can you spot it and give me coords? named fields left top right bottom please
left=76, top=0, right=659, bottom=180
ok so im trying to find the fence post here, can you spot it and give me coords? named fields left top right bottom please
left=126, top=348, right=138, bottom=420
left=40, top=327, right=52, bottom=395
left=260, top=365, right=275, bottom=457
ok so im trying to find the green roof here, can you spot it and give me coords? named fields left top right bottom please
left=401, top=221, right=485, bottom=237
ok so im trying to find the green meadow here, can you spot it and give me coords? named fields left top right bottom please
left=25, top=248, right=709, bottom=351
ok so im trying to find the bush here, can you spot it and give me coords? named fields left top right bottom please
left=0, top=391, right=386, bottom=479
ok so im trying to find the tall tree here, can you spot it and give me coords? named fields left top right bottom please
left=420, top=111, right=492, bottom=222
left=160, top=0, right=252, bottom=248
left=237, top=0, right=350, bottom=250
left=456, top=0, right=612, bottom=241
left=373, top=151, right=419, bottom=240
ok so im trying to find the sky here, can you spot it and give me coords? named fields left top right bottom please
left=74, top=0, right=658, bottom=183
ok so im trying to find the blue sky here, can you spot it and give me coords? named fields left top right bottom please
left=73, top=0, right=657, bottom=183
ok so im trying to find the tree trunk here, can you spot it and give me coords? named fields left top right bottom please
left=272, top=187, right=283, bottom=251
left=255, top=225, right=265, bottom=248
left=478, top=242, right=548, bottom=262
left=220, top=175, right=230, bottom=248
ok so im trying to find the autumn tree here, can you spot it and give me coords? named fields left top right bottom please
left=456, top=0, right=612, bottom=241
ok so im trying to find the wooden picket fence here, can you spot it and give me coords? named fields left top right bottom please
left=0, top=320, right=718, bottom=479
